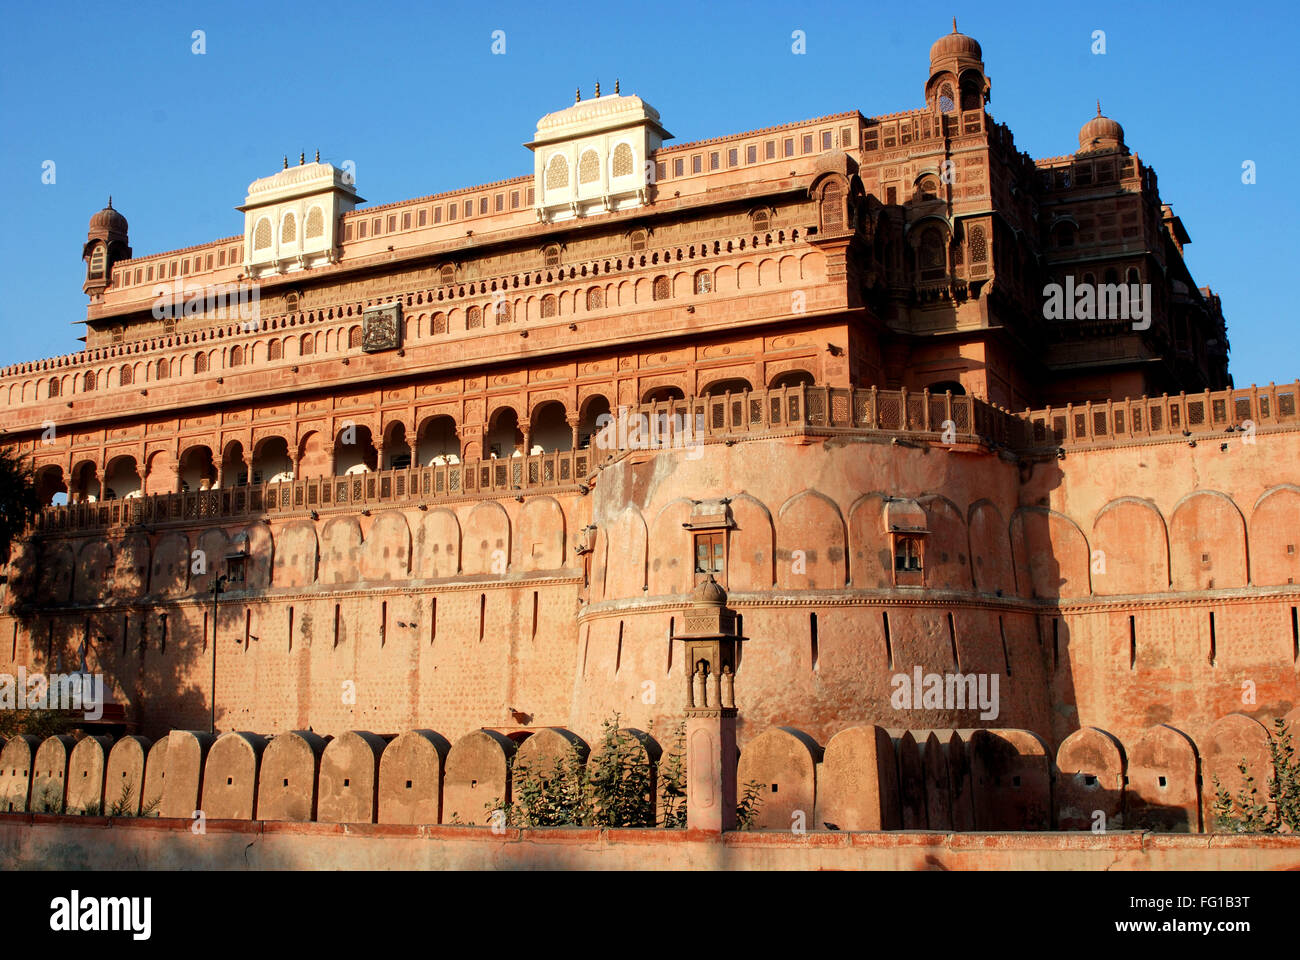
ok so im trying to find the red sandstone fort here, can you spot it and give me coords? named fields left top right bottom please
left=0, top=24, right=1296, bottom=841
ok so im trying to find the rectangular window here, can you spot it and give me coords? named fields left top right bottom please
left=784, top=137, right=794, bottom=157
left=692, top=155, right=702, bottom=174
left=821, top=130, right=832, bottom=150
left=511, top=190, right=520, bottom=209
left=448, top=203, right=456, bottom=221
left=181, top=260, right=188, bottom=275
left=655, top=161, right=667, bottom=181
left=841, top=126, right=853, bottom=147
left=135, top=268, right=143, bottom=284
left=387, top=215, right=397, bottom=232
left=147, top=265, right=154, bottom=280
left=402, top=212, right=411, bottom=229
left=886, top=185, right=897, bottom=205
left=728, top=148, right=738, bottom=167
left=418, top=209, right=427, bottom=226
left=206, top=254, right=213, bottom=270
left=709, top=152, right=719, bottom=170
left=358, top=221, right=367, bottom=238
left=527, top=187, right=534, bottom=204
left=495, top=193, right=504, bottom=212
left=765, top=140, right=775, bottom=159
left=894, top=536, right=923, bottom=572
left=864, top=129, right=879, bottom=151
left=345, top=223, right=354, bottom=241
left=464, top=200, right=472, bottom=218
left=674, top=157, right=684, bottom=177
left=802, top=134, right=813, bottom=154
left=693, top=532, right=725, bottom=578
left=372, top=217, right=381, bottom=234
left=746, top=145, right=757, bottom=164
left=433, top=206, right=442, bottom=223
left=479, top=197, right=488, bottom=215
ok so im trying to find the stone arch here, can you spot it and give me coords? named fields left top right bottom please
left=918, top=494, right=967, bottom=590
left=159, top=730, right=214, bottom=820
left=378, top=730, right=451, bottom=825
left=1249, top=484, right=1300, bottom=586
left=31, top=735, right=76, bottom=813
left=648, top=498, right=694, bottom=595
left=317, top=731, right=388, bottom=824
left=461, top=501, right=511, bottom=576
left=38, top=541, right=75, bottom=604
left=75, top=540, right=115, bottom=604
left=776, top=490, right=847, bottom=588
left=1055, top=727, right=1125, bottom=830
left=273, top=520, right=318, bottom=588
left=113, top=531, right=151, bottom=598
left=443, top=729, right=517, bottom=825
left=514, top=727, right=589, bottom=775
left=603, top=505, right=648, bottom=598
left=967, top=729, right=1052, bottom=830
left=419, top=509, right=461, bottom=578
left=359, top=511, right=411, bottom=581
left=517, top=496, right=566, bottom=572
left=0, top=735, right=40, bottom=812
left=819, top=726, right=902, bottom=831
left=1091, top=498, right=1170, bottom=595
left=105, top=735, right=152, bottom=816
left=1009, top=507, right=1091, bottom=600
left=735, top=727, right=822, bottom=830
left=967, top=500, right=1015, bottom=595
left=66, top=735, right=113, bottom=815
left=319, top=515, right=363, bottom=584
left=201, top=731, right=266, bottom=820
left=255, top=731, right=328, bottom=822
left=1125, top=724, right=1201, bottom=832
left=727, top=493, right=776, bottom=592
left=142, top=737, right=168, bottom=815
left=1169, top=490, right=1248, bottom=590
left=150, top=532, right=190, bottom=597
left=1201, top=713, right=1271, bottom=832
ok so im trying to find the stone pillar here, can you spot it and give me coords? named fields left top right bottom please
left=518, top=418, right=532, bottom=456
left=567, top=413, right=581, bottom=452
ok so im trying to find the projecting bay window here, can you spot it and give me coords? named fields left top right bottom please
left=893, top=535, right=924, bottom=587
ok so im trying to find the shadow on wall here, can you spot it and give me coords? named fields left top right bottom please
left=4, top=708, right=1294, bottom=831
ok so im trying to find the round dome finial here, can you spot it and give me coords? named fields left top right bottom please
left=88, top=198, right=128, bottom=238
left=930, top=19, right=982, bottom=64
left=691, top=574, right=728, bottom=606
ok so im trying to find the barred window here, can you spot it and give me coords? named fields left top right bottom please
left=156, top=358, right=170, bottom=379
left=630, top=229, right=647, bottom=253
left=540, top=295, right=558, bottom=318
left=752, top=209, right=770, bottom=232
left=228, top=346, right=243, bottom=367
left=579, top=149, right=600, bottom=184
left=269, top=340, right=283, bottom=360
left=586, top=287, right=603, bottom=310
left=653, top=275, right=670, bottom=300
left=543, top=245, right=560, bottom=268
left=467, top=305, right=483, bottom=328
left=254, top=218, right=272, bottom=249
left=300, top=334, right=314, bottom=355
left=281, top=212, right=297, bottom=243
left=119, top=365, right=132, bottom=386
left=939, top=83, right=956, bottom=113
left=440, top=264, right=455, bottom=284
left=83, top=371, right=96, bottom=391
left=348, top=327, right=362, bottom=348
left=493, top=299, right=511, bottom=323
left=694, top=270, right=712, bottom=294
left=195, top=352, right=208, bottom=373
left=969, top=226, right=987, bottom=262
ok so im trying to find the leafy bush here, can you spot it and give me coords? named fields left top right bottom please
left=1212, top=717, right=1299, bottom=833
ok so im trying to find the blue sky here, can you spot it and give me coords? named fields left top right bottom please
left=0, top=0, right=1294, bottom=387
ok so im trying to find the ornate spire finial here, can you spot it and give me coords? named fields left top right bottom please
left=615, top=78, right=620, bottom=94
left=595, top=80, right=600, bottom=97
left=107, top=195, right=112, bottom=209
left=300, top=152, right=305, bottom=165
left=575, top=87, right=581, bottom=103
left=1096, top=98, right=1103, bottom=116
left=283, top=156, right=288, bottom=169
left=315, top=149, right=320, bottom=162
left=953, top=16, right=958, bottom=32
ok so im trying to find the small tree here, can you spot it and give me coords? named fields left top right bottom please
left=0, top=445, right=40, bottom=562
left=656, top=721, right=688, bottom=829
left=1212, top=717, right=1299, bottom=834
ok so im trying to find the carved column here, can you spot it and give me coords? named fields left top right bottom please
left=567, top=413, right=581, bottom=452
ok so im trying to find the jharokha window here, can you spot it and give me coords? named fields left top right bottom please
left=694, top=531, right=725, bottom=582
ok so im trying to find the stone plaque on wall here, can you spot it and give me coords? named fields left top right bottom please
left=362, top=302, right=402, bottom=353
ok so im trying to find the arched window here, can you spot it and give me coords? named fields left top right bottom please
left=88, top=244, right=106, bottom=279
left=83, top=370, right=96, bottom=391
left=820, top=181, right=844, bottom=232
left=156, top=358, right=170, bottom=379
left=960, top=73, right=982, bottom=111
left=694, top=270, right=712, bottom=294
left=348, top=326, right=362, bottom=348
left=919, top=227, right=945, bottom=279
left=269, top=340, right=283, bottom=360
left=653, top=276, right=670, bottom=301
left=751, top=210, right=770, bottom=233
left=493, top=299, right=511, bottom=324
left=938, top=83, right=955, bottom=113
left=969, top=226, right=987, bottom=262
left=432, top=312, right=447, bottom=334
left=540, top=295, right=557, bottom=318
left=439, top=264, right=455, bottom=285
left=629, top=229, right=647, bottom=253
left=586, top=288, right=603, bottom=310
left=579, top=149, right=600, bottom=184
left=228, top=346, right=243, bottom=367
left=281, top=212, right=297, bottom=244
left=119, top=364, right=132, bottom=387
left=305, top=207, right=324, bottom=239
left=918, top=176, right=939, bottom=200
left=612, top=143, right=634, bottom=178
left=254, top=218, right=273, bottom=250
left=195, top=352, right=208, bottom=373
left=467, top=305, right=483, bottom=328
left=545, top=153, right=569, bottom=191
left=543, top=245, right=560, bottom=268
left=300, top=333, right=314, bottom=355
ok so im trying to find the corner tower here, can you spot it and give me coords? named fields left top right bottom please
left=82, top=198, right=130, bottom=299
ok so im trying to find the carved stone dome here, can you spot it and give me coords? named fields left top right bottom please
left=691, top=575, right=728, bottom=606
left=1078, top=103, right=1125, bottom=152
left=930, top=20, right=982, bottom=64
left=88, top=198, right=127, bottom=237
